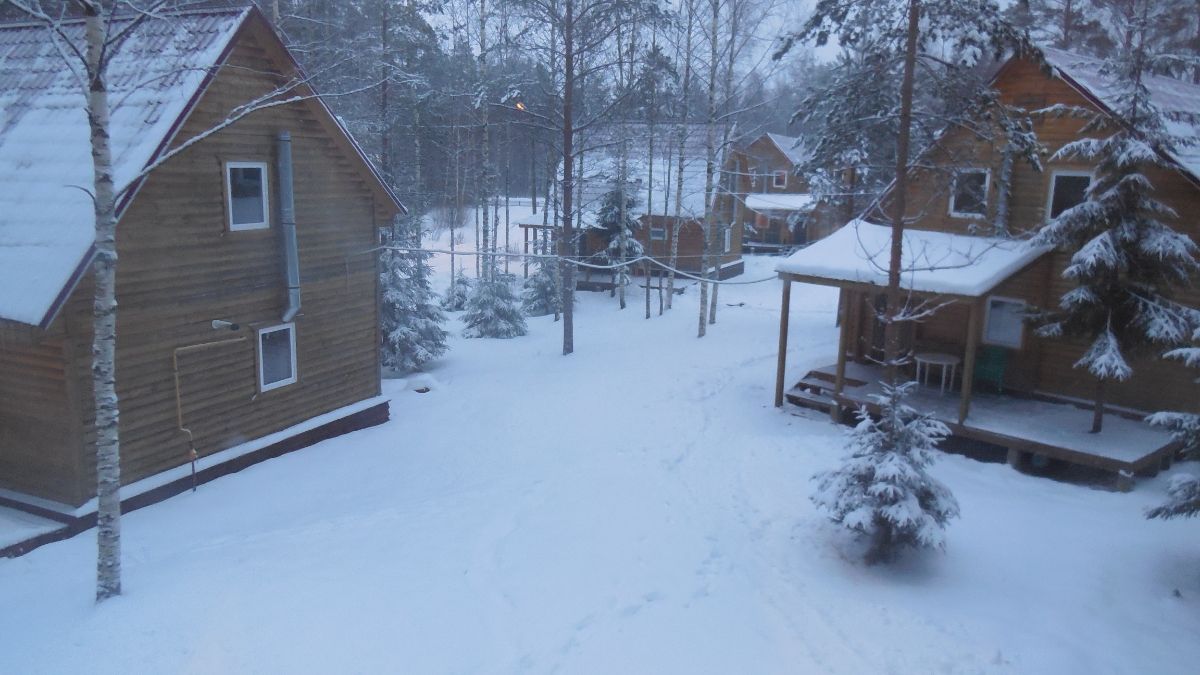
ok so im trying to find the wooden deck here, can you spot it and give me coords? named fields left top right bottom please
left=787, top=363, right=1180, bottom=487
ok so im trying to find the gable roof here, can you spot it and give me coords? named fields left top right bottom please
left=764, top=133, right=809, bottom=166
left=1041, top=47, right=1200, bottom=182
left=0, top=8, right=402, bottom=328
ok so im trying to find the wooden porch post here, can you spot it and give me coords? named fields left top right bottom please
left=959, top=299, right=980, bottom=424
left=774, top=278, right=792, bottom=407
left=523, top=226, right=530, bottom=278
left=832, top=291, right=851, bottom=422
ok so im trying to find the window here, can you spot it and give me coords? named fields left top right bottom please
left=723, top=227, right=732, bottom=253
left=257, top=323, right=297, bottom=391
left=949, top=169, right=989, bottom=218
left=226, top=161, right=270, bottom=230
left=983, top=296, right=1025, bottom=349
left=650, top=227, right=667, bottom=241
left=1047, top=171, right=1092, bottom=220
left=773, top=170, right=788, bottom=188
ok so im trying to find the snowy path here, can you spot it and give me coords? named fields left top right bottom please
left=1, top=256, right=1198, bottom=674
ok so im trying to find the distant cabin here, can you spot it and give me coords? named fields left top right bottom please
left=773, top=48, right=1200, bottom=486
left=0, top=8, right=403, bottom=514
left=535, top=122, right=744, bottom=283
left=729, top=133, right=823, bottom=249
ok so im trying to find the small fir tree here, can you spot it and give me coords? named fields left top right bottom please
left=523, top=256, right=562, bottom=317
left=597, top=189, right=644, bottom=306
left=1146, top=325, right=1200, bottom=521
left=462, top=274, right=527, bottom=338
left=1030, top=21, right=1200, bottom=432
left=380, top=216, right=449, bottom=372
left=441, top=269, right=473, bottom=312
left=813, top=383, right=960, bottom=564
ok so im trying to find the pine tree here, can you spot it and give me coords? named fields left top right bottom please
left=380, top=215, right=448, bottom=373
left=522, top=256, right=562, bottom=317
left=1031, top=8, right=1200, bottom=432
left=812, top=383, right=960, bottom=564
left=462, top=274, right=527, bottom=338
left=442, top=269, right=474, bottom=312
left=597, top=188, right=644, bottom=305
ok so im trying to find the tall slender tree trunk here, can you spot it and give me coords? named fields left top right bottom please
left=560, top=0, right=577, bottom=354
left=698, top=0, right=720, bottom=338
left=709, top=0, right=742, bottom=326
left=883, top=0, right=922, bottom=385
left=84, top=4, right=122, bottom=603
left=379, top=3, right=392, bottom=185
left=666, top=0, right=695, bottom=309
left=478, top=0, right=492, bottom=280
left=1091, top=378, right=1106, bottom=433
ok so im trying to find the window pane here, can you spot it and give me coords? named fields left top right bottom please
left=952, top=171, right=987, bottom=215
left=1050, top=174, right=1090, bottom=219
left=261, top=328, right=293, bottom=386
left=650, top=227, right=666, bottom=241
left=230, top=166, right=265, bottom=225
left=985, top=298, right=1024, bottom=347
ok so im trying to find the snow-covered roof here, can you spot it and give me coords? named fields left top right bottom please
left=575, top=122, right=726, bottom=224
left=0, top=10, right=247, bottom=326
left=745, top=193, right=814, bottom=212
left=1043, top=47, right=1200, bottom=181
left=776, top=220, right=1052, bottom=297
left=764, top=133, right=809, bottom=166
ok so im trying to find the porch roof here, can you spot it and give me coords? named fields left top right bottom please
left=776, top=220, right=1052, bottom=298
left=745, top=193, right=814, bottom=212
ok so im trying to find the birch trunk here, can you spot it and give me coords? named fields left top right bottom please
left=698, top=0, right=720, bottom=338
left=666, top=0, right=695, bottom=309
left=84, top=5, right=122, bottom=603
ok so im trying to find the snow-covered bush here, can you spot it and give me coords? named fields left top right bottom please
left=380, top=217, right=448, bottom=372
left=441, top=269, right=473, bottom=312
left=523, top=257, right=561, bottom=317
left=463, top=274, right=527, bottom=338
left=1146, top=474, right=1200, bottom=520
left=813, top=382, right=960, bottom=564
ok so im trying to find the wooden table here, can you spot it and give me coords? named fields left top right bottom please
left=915, top=352, right=961, bottom=395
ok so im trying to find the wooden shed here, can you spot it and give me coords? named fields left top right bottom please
left=0, top=8, right=403, bottom=515
left=772, top=48, right=1199, bottom=486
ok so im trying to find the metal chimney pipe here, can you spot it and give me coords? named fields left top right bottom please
left=277, top=131, right=301, bottom=322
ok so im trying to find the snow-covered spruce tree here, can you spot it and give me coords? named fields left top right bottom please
left=462, top=274, right=527, bottom=339
left=522, top=238, right=563, bottom=317
left=1030, top=8, right=1200, bottom=432
left=813, top=383, right=960, bottom=564
left=441, top=269, right=473, bottom=312
left=597, top=188, right=644, bottom=308
left=379, top=215, right=448, bottom=373
left=1146, top=326, right=1200, bottom=521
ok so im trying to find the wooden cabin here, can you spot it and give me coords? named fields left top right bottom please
left=730, top=133, right=824, bottom=250
left=571, top=122, right=744, bottom=282
left=0, top=8, right=403, bottom=515
left=772, top=48, right=1199, bottom=486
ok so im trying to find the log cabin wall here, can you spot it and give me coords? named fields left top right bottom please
left=867, top=56, right=1200, bottom=416
left=53, top=23, right=395, bottom=506
left=635, top=214, right=743, bottom=276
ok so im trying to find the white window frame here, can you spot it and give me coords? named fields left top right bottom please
left=1045, top=169, right=1093, bottom=222
left=650, top=227, right=667, bottom=241
left=982, top=295, right=1026, bottom=349
left=256, top=323, right=297, bottom=392
left=225, top=161, right=271, bottom=231
left=723, top=227, right=732, bottom=253
left=772, top=170, right=788, bottom=188
left=948, top=168, right=990, bottom=219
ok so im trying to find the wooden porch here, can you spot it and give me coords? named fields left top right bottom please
left=785, top=362, right=1179, bottom=488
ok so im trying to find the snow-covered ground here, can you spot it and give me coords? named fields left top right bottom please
left=1, top=253, right=1198, bottom=674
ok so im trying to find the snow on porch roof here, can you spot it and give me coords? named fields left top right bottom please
left=0, top=9, right=248, bottom=327
left=745, top=193, right=814, bottom=212
left=776, top=220, right=1052, bottom=297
